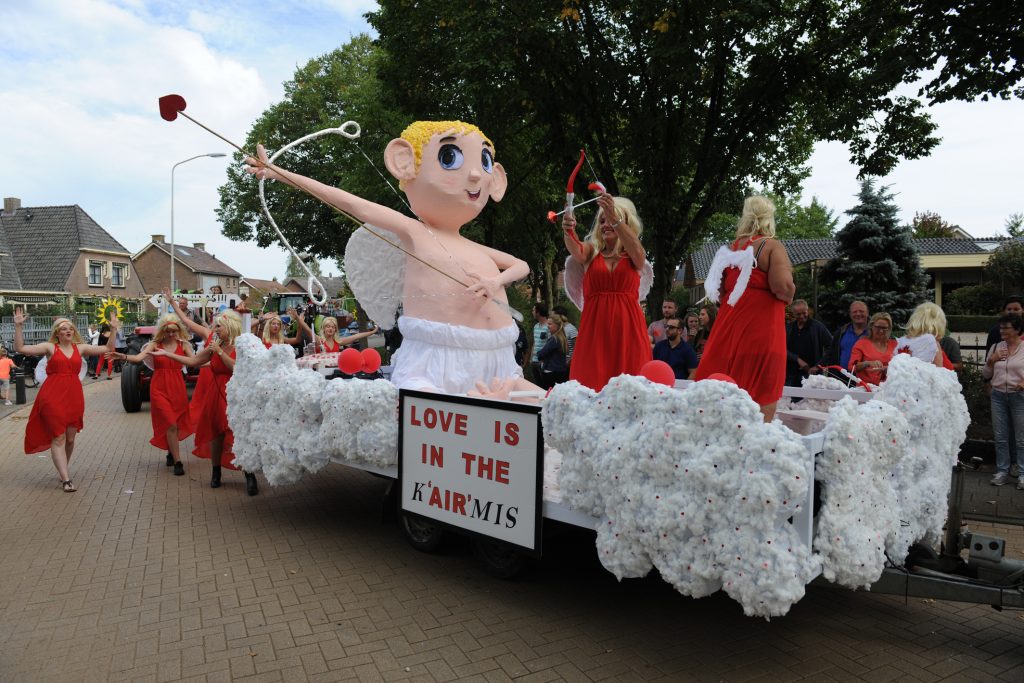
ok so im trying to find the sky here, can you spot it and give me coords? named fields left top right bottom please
left=0, top=1, right=1021, bottom=283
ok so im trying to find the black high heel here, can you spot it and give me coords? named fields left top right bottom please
left=210, top=466, right=222, bottom=489
left=245, top=472, right=259, bottom=496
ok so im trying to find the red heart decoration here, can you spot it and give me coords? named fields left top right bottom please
left=547, top=210, right=557, bottom=223
left=158, top=94, right=187, bottom=122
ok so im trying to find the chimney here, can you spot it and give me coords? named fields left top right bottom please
left=193, top=242, right=206, bottom=251
left=3, top=197, right=21, bottom=215
left=151, top=234, right=165, bottom=243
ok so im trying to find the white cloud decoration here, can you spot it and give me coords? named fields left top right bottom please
left=225, top=336, right=968, bottom=619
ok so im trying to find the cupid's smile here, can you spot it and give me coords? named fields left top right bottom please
left=467, top=190, right=481, bottom=200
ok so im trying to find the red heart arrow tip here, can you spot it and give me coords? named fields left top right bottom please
left=547, top=211, right=558, bottom=223
left=158, top=94, right=187, bottom=121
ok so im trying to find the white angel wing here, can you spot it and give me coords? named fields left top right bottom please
left=564, top=256, right=585, bottom=311
left=703, top=245, right=754, bottom=306
left=638, top=260, right=654, bottom=302
left=344, top=224, right=405, bottom=331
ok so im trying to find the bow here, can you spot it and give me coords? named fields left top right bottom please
left=547, top=149, right=607, bottom=223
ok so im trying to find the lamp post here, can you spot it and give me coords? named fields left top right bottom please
left=171, top=153, right=227, bottom=292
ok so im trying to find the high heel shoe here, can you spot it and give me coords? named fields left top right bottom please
left=244, top=472, right=259, bottom=496
left=210, top=466, right=222, bottom=489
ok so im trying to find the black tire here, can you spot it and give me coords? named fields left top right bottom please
left=22, top=369, right=38, bottom=389
left=121, top=362, right=143, bottom=413
left=472, top=538, right=528, bottom=579
left=399, top=512, right=446, bottom=553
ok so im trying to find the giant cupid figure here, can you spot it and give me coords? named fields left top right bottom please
left=247, top=121, right=536, bottom=396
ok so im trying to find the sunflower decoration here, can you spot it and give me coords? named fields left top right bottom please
left=96, top=296, right=125, bottom=325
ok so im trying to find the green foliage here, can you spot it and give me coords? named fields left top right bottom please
left=706, top=194, right=839, bottom=243
left=945, top=314, right=1000, bottom=333
left=957, top=361, right=992, bottom=442
left=819, top=179, right=929, bottom=324
left=368, top=0, right=951, bottom=314
left=984, top=242, right=1024, bottom=293
left=285, top=253, right=322, bottom=280
left=944, top=284, right=1003, bottom=316
left=1005, top=212, right=1024, bottom=238
left=910, top=210, right=960, bottom=238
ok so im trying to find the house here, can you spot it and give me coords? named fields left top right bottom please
left=238, top=276, right=291, bottom=310
left=0, top=196, right=146, bottom=311
left=678, top=237, right=997, bottom=309
left=281, top=275, right=349, bottom=299
left=132, top=235, right=242, bottom=308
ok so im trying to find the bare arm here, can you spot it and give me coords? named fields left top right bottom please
left=763, top=240, right=796, bottom=304
left=122, top=342, right=154, bottom=364
left=339, top=326, right=379, bottom=346
left=598, top=193, right=645, bottom=270
left=12, top=310, right=52, bottom=356
left=164, top=288, right=211, bottom=340
left=246, top=144, right=421, bottom=240
left=561, top=214, right=593, bottom=265
left=154, top=345, right=212, bottom=368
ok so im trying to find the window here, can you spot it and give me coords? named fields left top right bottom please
left=112, top=263, right=127, bottom=287
left=88, top=261, right=104, bottom=286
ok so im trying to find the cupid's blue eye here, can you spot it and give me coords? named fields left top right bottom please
left=438, top=144, right=464, bottom=170
left=481, top=148, right=494, bottom=173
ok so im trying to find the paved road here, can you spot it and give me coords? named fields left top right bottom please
left=1, top=381, right=1022, bottom=681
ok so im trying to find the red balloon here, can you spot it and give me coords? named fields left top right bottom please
left=640, top=360, right=676, bottom=386
left=339, top=347, right=363, bottom=374
left=361, top=348, right=382, bottom=373
left=706, top=372, right=737, bottom=385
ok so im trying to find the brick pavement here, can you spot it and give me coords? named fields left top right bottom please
left=1, top=381, right=1022, bottom=682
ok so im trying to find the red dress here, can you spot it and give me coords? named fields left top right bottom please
left=569, top=255, right=651, bottom=391
left=191, top=349, right=238, bottom=469
left=149, top=342, right=194, bottom=449
left=694, top=237, right=786, bottom=406
left=321, top=339, right=341, bottom=353
left=25, top=345, right=85, bottom=453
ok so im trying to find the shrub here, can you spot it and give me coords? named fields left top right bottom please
left=944, top=283, right=1001, bottom=316
left=958, top=361, right=992, bottom=442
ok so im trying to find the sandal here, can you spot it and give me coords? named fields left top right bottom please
left=61, top=480, right=77, bottom=493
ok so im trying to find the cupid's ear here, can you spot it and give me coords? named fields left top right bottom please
left=488, top=162, right=508, bottom=203
left=384, top=138, right=418, bottom=181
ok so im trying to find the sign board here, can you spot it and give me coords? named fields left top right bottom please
left=149, top=293, right=238, bottom=312
left=399, top=390, right=543, bottom=555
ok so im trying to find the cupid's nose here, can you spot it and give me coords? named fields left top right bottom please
left=467, top=165, right=481, bottom=182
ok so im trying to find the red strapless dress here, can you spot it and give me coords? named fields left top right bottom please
left=569, top=255, right=652, bottom=391
left=694, top=237, right=786, bottom=405
left=25, top=345, right=85, bottom=453
left=191, top=349, right=237, bottom=469
left=149, top=342, right=194, bottom=449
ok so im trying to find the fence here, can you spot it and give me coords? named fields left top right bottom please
left=0, top=316, right=137, bottom=348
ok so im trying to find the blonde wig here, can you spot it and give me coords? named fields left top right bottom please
left=904, top=302, right=947, bottom=339
left=320, top=316, right=340, bottom=344
left=48, top=318, right=84, bottom=344
left=400, top=120, right=494, bottom=173
left=153, top=314, right=189, bottom=345
left=214, top=310, right=243, bottom=347
left=584, top=196, right=644, bottom=263
left=734, top=195, right=777, bottom=242
left=261, top=315, right=286, bottom=345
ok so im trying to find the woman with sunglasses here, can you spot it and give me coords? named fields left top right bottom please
left=848, top=312, right=897, bottom=385
left=113, top=315, right=195, bottom=475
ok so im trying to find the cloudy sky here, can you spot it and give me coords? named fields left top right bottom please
left=1, top=1, right=1021, bottom=282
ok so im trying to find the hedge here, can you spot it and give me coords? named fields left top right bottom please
left=946, top=315, right=996, bottom=333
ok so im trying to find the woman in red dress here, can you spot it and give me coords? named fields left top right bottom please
left=694, top=196, right=795, bottom=422
left=296, top=315, right=377, bottom=353
left=561, top=192, right=651, bottom=391
left=14, top=308, right=119, bottom=492
left=113, top=315, right=194, bottom=476
left=849, top=312, right=897, bottom=385
left=153, top=309, right=259, bottom=495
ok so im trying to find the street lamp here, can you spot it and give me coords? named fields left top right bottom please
left=171, top=153, right=227, bottom=292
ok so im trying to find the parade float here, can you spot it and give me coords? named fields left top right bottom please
left=158, top=96, right=1023, bottom=618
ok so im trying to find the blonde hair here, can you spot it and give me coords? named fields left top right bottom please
left=321, top=316, right=340, bottom=344
left=547, top=313, right=568, bottom=356
left=48, top=318, right=83, bottom=344
left=904, top=302, right=946, bottom=339
left=262, top=315, right=286, bottom=345
left=869, top=312, right=893, bottom=334
left=400, top=121, right=494, bottom=172
left=215, top=310, right=243, bottom=347
left=153, top=314, right=189, bottom=345
left=584, top=196, right=643, bottom=263
left=735, top=195, right=776, bottom=241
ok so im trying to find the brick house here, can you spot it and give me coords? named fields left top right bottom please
left=0, top=196, right=146, bottom=312
left=133, top=234, right=242, bottom=309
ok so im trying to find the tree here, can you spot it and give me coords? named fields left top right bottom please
left=368, top=1, right=952, bottom=313
left=1005, top=212, right=1024, bottom=238
left=704, top=194, right=838, bottom=242
left=984, top=242, right=1024, bottom=295
left=819, top=179, right=929, bottom=325
left=910, top=211, right=960, bottom=238
left=285, top=252, right=321, bottom=280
